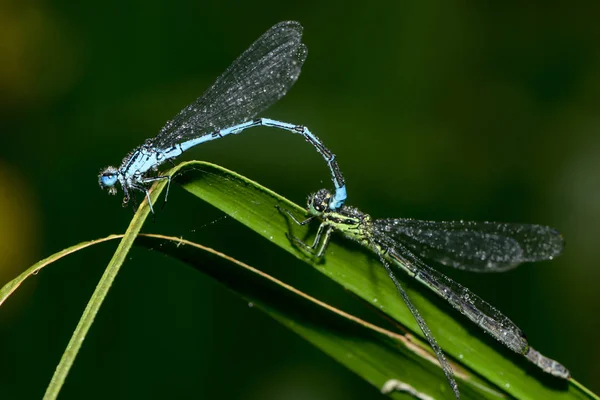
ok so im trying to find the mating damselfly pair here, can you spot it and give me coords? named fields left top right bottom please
left=99, top=21, right=570, bottom=398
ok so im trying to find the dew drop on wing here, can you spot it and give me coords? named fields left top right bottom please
left=375, top=218, right=563, bottom=272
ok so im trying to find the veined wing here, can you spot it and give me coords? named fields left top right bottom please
left=376, top=234, right=530, bottom=354
left=375, top=218, right=563, bottom=272
left=150, top=21, right=306, bottom=148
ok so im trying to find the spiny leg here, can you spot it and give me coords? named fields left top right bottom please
left=276, top=205, right=332, bottom=260
left=374, top=247, right=459, bottom=400
left=121, top=186, right=131, bottom=208
left=144, top=188, right=154, bottom=214
left=287, top=224, right=333, bottom=262
left=160, top=175, right=172, bottom=210
left=292, top=223, right=329, bottom=250
left=164, top=160, right=177, bottom=205
left=140, top=175, right=171, bottom=212
left=130, top=182, right=154, bottom=214
left=314, top=225, right=333, bottom=258
left=275, top=204, right=315, bottom=226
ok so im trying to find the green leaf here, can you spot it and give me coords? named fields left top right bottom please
left=1, top=160, right=596, bottom=400
left=38, top=178, right=161, bottom=400
left=136, top=233, right=493, bottom=399
left=0, top=231, right=489, bottom=399
left=172, top=160, right=595, bottom=400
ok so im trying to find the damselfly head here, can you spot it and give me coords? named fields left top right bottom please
left=307, top=189, right=331, bottom=215
left=98, top=166, right=119, bottom=195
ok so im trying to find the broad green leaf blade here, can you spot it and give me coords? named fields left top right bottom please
left=171, top=160, right=595, bottom=400
left=135, top=234, right=496, bottom=400
left=1, top=161, right=595, bottom=400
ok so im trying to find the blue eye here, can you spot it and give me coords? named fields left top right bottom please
left=101, top=174, right=118, bottom=187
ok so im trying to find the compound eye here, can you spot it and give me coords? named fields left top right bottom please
left=314, top=201, right=326, bottom=212
left=101, top=174, right=118, bottom=187
left=308, top=197, right=323, bottom=210
left=307, top=194, right=327, bottom=216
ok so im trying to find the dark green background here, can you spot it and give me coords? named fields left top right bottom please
left=1, top=1, right=598, bottom=399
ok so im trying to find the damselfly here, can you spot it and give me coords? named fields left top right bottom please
left=99, top=21, right=346, bottom=212
left=279, top=189, right=569, bottom=398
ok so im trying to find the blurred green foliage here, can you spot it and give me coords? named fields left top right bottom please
left=1, top=1, right=599, bottom=399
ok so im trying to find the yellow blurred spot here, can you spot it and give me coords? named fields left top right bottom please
left=0, top=1, right=80, bottom=108
left=0, top=161, right=39, bottom=286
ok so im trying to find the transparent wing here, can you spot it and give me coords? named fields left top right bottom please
left=375, top=218, right=564, bottom=272
left=150, top=21, right=306, bottom=148
left=377, top=235, right=530, bottom=355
